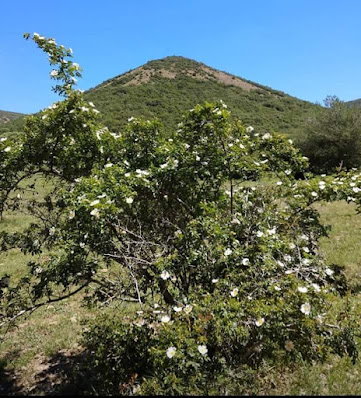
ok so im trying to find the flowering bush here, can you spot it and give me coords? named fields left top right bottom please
left=0, top=34, right=360, bottom=394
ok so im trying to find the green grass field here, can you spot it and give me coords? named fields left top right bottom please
left=1, top=197, right=361, bottom=395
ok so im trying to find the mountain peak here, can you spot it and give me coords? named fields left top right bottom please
left=93, top=55, right=263, bottom=93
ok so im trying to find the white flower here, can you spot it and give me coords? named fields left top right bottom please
left=50, top=69, right=59, bottom=77
left=311, top=191, right=318, bottom=197
left=289, top=243, right=296, bottom=249
left=230, top=288, right=239, bottom=297
left=353, top=187, right=361, bottom=193
left=325, top=267, right=334, bottom=276
left=3, top=146, right=11, bottom=152
left=72, top=62, right=80, bottom=70
left=128, top=116, right=134, bottom=122
left=212, top=279, right=219, bottom=283
left=224, top=248, right=233, bottom=256
left=88, top=101, right=95, bottom=108
left=267, top=227, right=277, bottom=235
left=184, top=304, right=193, bottom=314
left=90, top=208, right=100, bottom=218
left=0, top=137, right=7, bottom=142
left=312, top=283, right=321, bottom=292
left=285, top=340, right=294, bottom=351
left=173, top=306, right=182, bottom=312
left=104, top=163, right=113, bottom=168
left=161, top=315, right=170, bottom=323
left=277, top=260, right=285, bottom=268
left=256, top=231, right=264, bottom=238
left=245, top=126, right=254, bottom=133
left=300, top=303, right=311, bottom=315
left=285, top=169, right=292, bottom=175
left=242, top=258, right=250, bottom=266
left=198, top=345, right=208, bottom=355
left=160, top=162, right=168, bottom=169
left=255, top=318, right=265, bottom=327
left=297, top=286, right=308, bottom=293
left=90, top=199, right=100, bottom=206
left=302, top=247, right=310, bottom=253
left=79, top=242, right=85, bottom=248
left=302, top=258, right=311, bottom=266
left=160, top=270, right=170, bottom=280
left=69, top=210, right=75, bottom=219
left=49, top=227, right=56, bottom=236
left=166, top=346, right=177, bottom=359
left=231, top=218, right=241, bottom=225
left=262, top=133, right=271, bottom=140
left=126, top=197, right=134, bottom=204
left=274, top=285, right=281, bottom=291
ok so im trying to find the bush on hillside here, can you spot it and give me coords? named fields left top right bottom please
left=299, top=96, right=361, bottom=173
left=0, top=34, right=360, bottom=395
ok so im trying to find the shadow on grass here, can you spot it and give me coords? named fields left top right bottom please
left=0, top=348, right=97, bottom=396
left=0, top=350, right=22, bottom=396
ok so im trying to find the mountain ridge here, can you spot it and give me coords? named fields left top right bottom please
left=2, top=56, right=323, bottom=140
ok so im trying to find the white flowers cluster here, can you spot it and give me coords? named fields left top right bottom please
left=166, top=344, right=208, bottom=359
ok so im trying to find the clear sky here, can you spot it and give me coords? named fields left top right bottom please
left=1, top=0, right=361, bottom=114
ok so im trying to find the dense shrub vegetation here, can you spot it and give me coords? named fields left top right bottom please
left=0, top=34, right=361, bottom=395
left=299, top=96, right=361, bottom=173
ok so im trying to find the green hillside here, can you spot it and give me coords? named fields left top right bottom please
left=347, top=98, right=361, bottom=108
left=0, top=109, right=24, bottom=124
left=86, top=56, right=322, bottom=139
left=1, top=56, right=323, bottom=140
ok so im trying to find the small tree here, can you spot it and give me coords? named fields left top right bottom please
left=0, top=35, right=360, bottom=395
left=300, top=95, right=361, bottom=173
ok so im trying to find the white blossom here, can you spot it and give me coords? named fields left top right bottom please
left=166, top=346, right=177, bottom=359
left=184, top=304, right=193, bottom=314
left=198, top=345, right=208, bottom=355
left=160, top=270, right=170, bottom=280
left=90, top=208, right=100, bottom=218
left=224, top=248, right=233, bottom=256
left=300, top=303, right=311, bottom=315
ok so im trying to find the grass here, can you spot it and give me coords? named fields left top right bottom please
left=1, top=194, right=361, bottom=394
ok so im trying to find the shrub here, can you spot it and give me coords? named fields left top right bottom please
left=1, top=34, right=360, bottom=395
left=299, top=96, right=361, bottom=173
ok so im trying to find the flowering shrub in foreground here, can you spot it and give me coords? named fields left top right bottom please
left=0, top=33, right=360, bottom=395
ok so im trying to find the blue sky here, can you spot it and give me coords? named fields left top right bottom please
left=1, top=0, right=361, bottom=114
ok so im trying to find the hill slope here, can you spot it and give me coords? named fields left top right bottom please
left=346, top=98, right=361, bottom=108
left=2, top=56, right=322, bottom=140
left=86, top=56, right=321, bottom=139
left=0, top=110, right=25, bottom=125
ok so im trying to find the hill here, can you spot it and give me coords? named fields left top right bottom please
left=0, top=109, right=25, bottom=124
left=86, top=56, right=322, bottom=139
left=346, top=98, right=361, bottom=108
left=1, top=56, right=322, bottom=140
